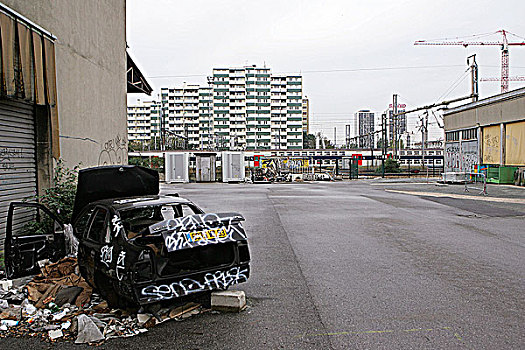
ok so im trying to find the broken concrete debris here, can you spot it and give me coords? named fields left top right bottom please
left=0, top=257, right=246, bottom=344
left=48, top=328, right=63, bottom=340
left=211, top=290, right=246, bottom=312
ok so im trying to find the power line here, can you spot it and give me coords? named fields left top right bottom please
left=146, top=64, right=525, bottom=79
left=434, top=68, right=470, bottom=103
left=146, top=64, right=468, bottom=79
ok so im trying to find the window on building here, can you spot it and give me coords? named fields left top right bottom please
left=446, top=131, right=460, bottom=141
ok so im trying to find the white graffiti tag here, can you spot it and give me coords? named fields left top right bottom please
left=100, top=245, right=113, bottom=267
left=111, top=215, right=124, bottom=237
left=141, top=267, right=248, bottom=301
left=116, top=251, right=126, bottom=281
left=153, top=213, right=247, bottom=252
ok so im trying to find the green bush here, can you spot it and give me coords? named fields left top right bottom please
left=128, top=156, right=164, bottom=172
left=37, top=159, right=79, bottom=223
left=376, top=158, right=401, bottom=173
left=19, top=160, right=78, bottom=237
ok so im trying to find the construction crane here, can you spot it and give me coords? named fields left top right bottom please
left=415, top=30, right=525, bottom=93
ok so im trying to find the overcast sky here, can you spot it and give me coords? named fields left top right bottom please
left=126, top=0, right=525, bottom=145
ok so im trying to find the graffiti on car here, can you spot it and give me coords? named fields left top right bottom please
left=141, top=266, right=248, bottom=301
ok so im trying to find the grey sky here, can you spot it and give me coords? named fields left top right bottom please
left=126, top=0, right=525, bottom=145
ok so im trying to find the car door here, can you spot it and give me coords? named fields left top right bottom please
left=77, top=206, right=111, bottom=287
left=4, top=202, right=65, bottom=278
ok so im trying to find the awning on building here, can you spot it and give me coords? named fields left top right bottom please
left=127, top=52, right=153, bottom=95
left=0, top=4, right=60, bottom=158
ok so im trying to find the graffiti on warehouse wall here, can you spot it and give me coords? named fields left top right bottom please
left=445, top=141, right=479, bottom=173
left=261, top=157, right=309, bottom=170
left=445, top=143, right=460, bottom=172
left=461, top=140, right=479, bottom=172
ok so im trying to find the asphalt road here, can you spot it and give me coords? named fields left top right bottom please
left=4, top=180, right=524, bottom=349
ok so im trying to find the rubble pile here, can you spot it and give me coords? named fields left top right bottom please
left=0, top=258, right=204, bottom=344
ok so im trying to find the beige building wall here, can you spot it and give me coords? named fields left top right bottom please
left=3, top=0, right=128, bottom=168
left=444, top=89, right=525, bottom=131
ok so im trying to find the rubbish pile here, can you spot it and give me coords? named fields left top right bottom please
left=0, top=257, right=204, bottom=344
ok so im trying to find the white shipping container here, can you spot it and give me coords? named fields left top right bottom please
left=222, top=152, right=245, bottom=182
left=165, top=152, right=189, bottom=183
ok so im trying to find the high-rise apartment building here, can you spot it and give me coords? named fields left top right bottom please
left=127, top=65, right=303, bottom=150
left=353, top=110, right=376, bottom=148
left=302, top=97, right=309, bottom=134
left=211, top=66, right=303, bottom=150
left=160, top=84, right=213, bottom=149
left=127, top=100, right=161, bottom=146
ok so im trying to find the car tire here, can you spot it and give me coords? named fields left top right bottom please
left=94, top=272, right=129, bottom=309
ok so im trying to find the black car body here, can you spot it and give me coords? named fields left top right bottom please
left=4, top=166, right=250, bottom=306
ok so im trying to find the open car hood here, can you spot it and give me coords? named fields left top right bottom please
left=71, top=165, right=159, bottom=223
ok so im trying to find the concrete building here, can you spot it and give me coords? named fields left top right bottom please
left=127, top=100, right=161, bottom=148
left=443, top=87, right=525, bottom=174
left=0, top=1, right=151, bottom=245
left=160, top=84, right=213, bottom=150
left=134, top=66, right=305, bottom=151
left=302, top=97, right=309, bottom=134
left=211, top=65, right=303, bottom=150
left=353, top=110, right=376, bottom=148
left=387, top=103, right=407, bottom=145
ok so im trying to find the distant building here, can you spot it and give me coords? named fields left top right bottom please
left=160, top=84, right=213, bottom=149
left=353, top=110, right=376, bottom=148
left=302, top=97, right=309, bottom=134
left=129, top=65, right=305, bottom=151
left=127, top=100, right=161, bottom=147
left=387, top=104, right=407, bottom=144
left=211, top=66, right=303, bottom=150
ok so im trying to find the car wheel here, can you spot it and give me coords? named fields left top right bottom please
left=94, top=272, right=128, bottom=309
left=5, top=261, right=15, bottom=279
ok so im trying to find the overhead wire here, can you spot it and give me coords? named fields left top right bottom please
left=433, top=68, right=470, bottom=103
left=146, top=64, right=466, bottom=79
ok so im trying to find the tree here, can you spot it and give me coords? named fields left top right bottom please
left=303, top=132, right=316, bottom=149
left=376, top=158, right=401, bottom=173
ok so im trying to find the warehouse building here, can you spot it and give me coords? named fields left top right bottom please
left=443, top=87, right=525, bottom=182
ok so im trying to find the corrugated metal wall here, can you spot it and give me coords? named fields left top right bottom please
left=0, top=99, right=36, bottom=245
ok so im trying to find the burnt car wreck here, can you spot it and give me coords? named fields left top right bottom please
left=4, top=165, right=250, bottom=307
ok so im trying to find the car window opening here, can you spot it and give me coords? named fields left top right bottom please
left=121, top=204, right=198, bottom=240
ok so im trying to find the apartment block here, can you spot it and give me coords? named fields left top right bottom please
left=128, top=65, right=304, bottom=150
left=127, top=100, right=161, bottom=144
left=211, top=65, right=303, bottom=150
left=302, top=96, right=309, bottom=134
left=160, top=84, right=213, bottom=149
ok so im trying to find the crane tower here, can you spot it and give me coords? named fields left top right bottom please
left=415, top=30, right=525, bottom=93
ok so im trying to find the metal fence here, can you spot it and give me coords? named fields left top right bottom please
left=464, top=172, right=487, bottom=195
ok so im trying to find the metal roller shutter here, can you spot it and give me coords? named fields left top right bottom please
left=0, top=99, right=37, bottom=245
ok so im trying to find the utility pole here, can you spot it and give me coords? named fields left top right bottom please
left=381, top=112, right=387, bottom=177
left=160, top=102, right=166, bottom=151
left=392, top=94, right=398, bottom=159
left=468, top=54, right=479, bottom=102
left=420, top=111, right=429, bottom=179
left=345, top=124, right=350, bottom=148
left=369, top=114, right=373, bottom=168
left=334, top=127, right=337, bottom=148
